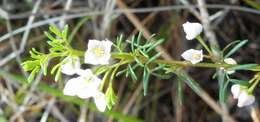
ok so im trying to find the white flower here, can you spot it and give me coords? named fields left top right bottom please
left=63, top=69, right=107, bottom=112
left=224, top=58, right=237, bottom=74
left=237, top=91, right=255, bottom=107
left=85, top=39, right=113, bottom=65
left=181, top=49, right=203, bottom=64
left=94, top=92, right=107, bottom=112
left=183, top=21, right=203, bottom=40
left=63, top=69, right=101, bottom=99
left=61, top=56, right=81, bottom=75
left=231, top=84, right=241, bottom=99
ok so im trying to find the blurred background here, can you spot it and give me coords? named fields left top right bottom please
left=0, top=0, right=260, bottom=122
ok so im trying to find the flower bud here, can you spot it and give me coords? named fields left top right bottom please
left=181, top=49, right=203, bottom=64
left=231, top=84, right=241, bottom=99
left=237, top=91, right=255, bottom=107
left=182, top=21, right=203, bottom=40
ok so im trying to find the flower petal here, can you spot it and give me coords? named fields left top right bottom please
left=84, top=39, right=113, bottom=65
left=94, top=92, right=107, bottom=112
left=231, top=84, right=241, bottom=99
left=63, top=77, right=85, bottom=96
left=237, top=91, right=255, bottom=107
left=183, top=22, right=203, bottom=40
left=181, top=49, right=203, bottom=64
left=61, top=56, right=80, bottom=75
left=224, top=58, right=237, bottom=74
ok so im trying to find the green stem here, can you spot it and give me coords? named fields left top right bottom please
left=70, top=49, right=260, bottom=71
left=248, top=75, right=260, bottom=93
left=196, top=36, right=213, bottom=56
left=100, top=69, right=112, bottom=91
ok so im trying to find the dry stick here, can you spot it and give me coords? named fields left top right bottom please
left=5, top=4, right=260, bottom=20
left=78, top=102, right=87, bottom=122
left=197, top=1, right=232, bottom=122
left=19, top=0, right=42, bottom=54
left=40, top=98, right=56, bottom=122
left=9, top=71, right=43, bottom=122
left=122, top=83, right=143, bottom=114
left=59, top=0, right=72, bottom=28
left=179, top=0, right=202, bottom=20
left=129, top=12, right=157, bottom=37
left=51, top=105, right=70, bottom=122
left=1, top=4, right=260, bottom=44
left=116, top=0, right=236, bottom=121
left=197, top=0, right=219, bottom=49
left=251, top=106, right=260, bottom=122
left=101, top=0, right=116, bottom=37
left=0, top=0, right=42, bottom=67
left=6, top=19, right=28, bottom=77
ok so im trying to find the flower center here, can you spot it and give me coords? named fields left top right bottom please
left=84, top=76, right=94, bottom=84
left=93, top=46, right=105, bottom=57
left=192, top=53, right=201, bottom=60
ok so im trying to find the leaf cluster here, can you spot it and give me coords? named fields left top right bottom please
left=22, top=24, right=70, bottom=83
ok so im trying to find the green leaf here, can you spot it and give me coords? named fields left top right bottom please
left=94, top=65, right=109, bottom=75
left=40, top=56, right=49, bottom=76
left=146, top=52, right=161, bottom=65
left=175, top=69, right=202, bottom=94
left=224, top=40, right=248, bottom=58
left=146, top=39, right=164, bottom=53
left=231, top=64, right=258, bottom=71
left=54, top=67, right=62, bottom=81
left=27, top=66, right=40, bottom=83
left=44, top=31, right=56, bottom=41
left=22, top=60, right=39, bottom=71
left=106, top=85, right=117, bottom=110
left=136, top=32, right=143, bottom=46
left=139, top=49, right=149, bottom=58
left=131, top=36, right=135, bottom=52
left=218, top=70, right=227, bottom=102
left=143, top=68, right=150, bottom=96
left=222, top=40, right=240, bottom=53
left=49, top=24, right=62, bottom=37
left=51, top=63, right=61, bottom=75
left=229, top=79, right=249, bottom=86
left=128, top=64, right=137, bottom=81
left=61, top=24, right=68, bottom=40
left=134, top=57, right=144, bottom=67
left=177, top=79, right=184, bottom=105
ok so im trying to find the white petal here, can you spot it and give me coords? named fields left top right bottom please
left=103, top=39, right=113, bottom=53
left=61, top=56, right=80, bottom=75
left=237, top=91, right=255, bottom=107
left=224, top=58, right=237, bottom=74
left=181, top=49, right=203, bottom=64
left=63, top=77, right=85, bottom=96
left=74, top=69, right=102, bottom=98
left=96, top=54, right=111, bottom=65
left=84, top=39, right=113, bottom=65
left=77, top=87, right=98, bottom=99
left=224, top=58, right=237, bottom=65
left=231, top=84, right=241, bottom=99
left=76, top=69, right=92, bottom=77
left=84, top=53, right=99, bottom=65
left=183, top=22, right=203, bottom=40
left=94, top=92, right=107, bottom=112
left=76, top=69, right=102, bottom=87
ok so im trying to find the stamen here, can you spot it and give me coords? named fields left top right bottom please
left=192, top=53, right=201, bottom=60
left=93, top=46, right=105, bottom=57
